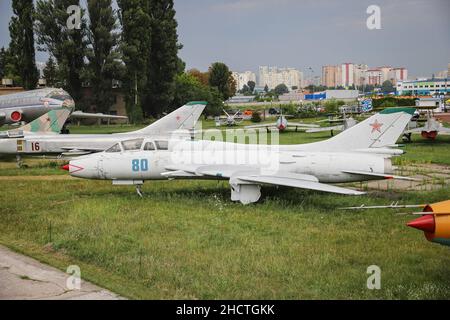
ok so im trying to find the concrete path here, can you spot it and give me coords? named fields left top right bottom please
left=0, top=245, right=123, bottom=300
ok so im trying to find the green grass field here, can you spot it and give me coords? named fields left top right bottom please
left=0, top=120, right=449, bottom=299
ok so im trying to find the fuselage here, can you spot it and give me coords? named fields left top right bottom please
left=69, top=138, right=392, bottom=185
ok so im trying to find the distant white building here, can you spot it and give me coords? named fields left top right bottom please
left=259, top=66, right=303, bottom=90
left=232, top=71, right=257, bottom=91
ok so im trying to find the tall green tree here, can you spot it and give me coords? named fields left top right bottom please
left=35, top=0, right=87, bottom=103
left=0, top=47, right=6, bottom=79
left=144, top=0, right=180, bottom=117
left=9, top=0, right=39, bottom=89
left=86, top=0, right=123, bottom=113
left=117, top=0, right=151, bottom=122
left=274, top=83, right=289, bottom=95
left=171, top=73, right=222, bottom=116
left=381, top=80, right=395, bottom=93
left=247, top=80, right=256, bottom=92
left=43, top=56, right=58, bottom=87
left=0, top=47, right=21, bottom=84
left=208, top=62, right=236, bottom=100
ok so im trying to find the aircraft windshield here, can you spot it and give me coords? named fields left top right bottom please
left=121, top=138, right=144, bottom=151
left=144, top=142, right=156, bottom=151
left=155, top=140, right=169, bottom=150
left=106, top=143, right=121, bottom=153
left=49, top=90, right=73, bottom=101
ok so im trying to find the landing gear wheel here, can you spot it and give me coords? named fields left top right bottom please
left=402, top=133, right=412, bottom=143
left=16, top=155, right=23, bottom=168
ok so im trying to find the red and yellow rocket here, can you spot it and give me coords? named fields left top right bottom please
left=407, top=200, right=450, bottom=247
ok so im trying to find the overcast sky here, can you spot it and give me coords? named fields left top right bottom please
left=0, top=0, right=449, bottom=78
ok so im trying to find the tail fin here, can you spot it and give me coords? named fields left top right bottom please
left=128, top=101, right=207, bottom=136
left=319, top=108, right=415, bottom=151
left=20, top=108, right=71, bottom=133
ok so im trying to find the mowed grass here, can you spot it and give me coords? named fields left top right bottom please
left=0, top=119, right=449, bottom=299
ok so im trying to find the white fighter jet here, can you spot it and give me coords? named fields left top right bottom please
left=64, top=107, right=417, bottom=204
left=404, top=111, right=450, bottom=140
left=0, top=101, right=206, bottom=158
left=215, top=109, right=244, bottom=127
left=245, top=113, right=319, bottom=132
left=306, top=115, right=358, bottom=136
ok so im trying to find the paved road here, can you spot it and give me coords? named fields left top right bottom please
left=0, top=245, right=123, bottom=300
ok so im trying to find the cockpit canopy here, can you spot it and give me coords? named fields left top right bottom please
left=105, top=138, right=169, bottom=153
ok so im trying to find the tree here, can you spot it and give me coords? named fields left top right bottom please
left=247, top=80, right=256, bottom=92
left=143, top=0, right=180, bottom=117
left=9, top=0, right=39, bottom=89
left=86, top=0, right=123, bottom=113
left=43, top=56, right=58, bottom=87
left=0, top=47, right=21, bottom=84
left=188, top=68, right=209, bottom=86
left=35, top=0, right=87, bottom=103
left=381, top=80, right=395, bottom=93
left=264, top=84, right=269, bottom=93
left=208, top=62, right=236, bottom=100
left=240, top=84, right=250, bottom=94
left=171, top=73, right=222, bottom=116
left=274, top=83, right=289, bottom=95
left=0, top=47, right=6, bottom=79
left=117, top=0, right=151, bottom=122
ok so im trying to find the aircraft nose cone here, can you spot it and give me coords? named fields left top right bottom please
left=407, top=215, right=435, bottom=233
left=61, top=164, right=70, bottom=171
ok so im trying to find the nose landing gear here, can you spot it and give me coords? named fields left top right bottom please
left=136, top=184, right=144, bottom=198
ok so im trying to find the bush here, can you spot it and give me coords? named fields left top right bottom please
left=251, top=112, right=262, bottom=123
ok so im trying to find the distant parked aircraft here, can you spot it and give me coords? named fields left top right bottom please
left=215, top=109, right=244, bottom=127
left=245, top=112, right=319, bottom=132
left=0, top=88, right=127, bottom=127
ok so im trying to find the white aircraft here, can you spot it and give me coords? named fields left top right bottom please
left=0, top=88, right=127, bottom=127
left=0, top=101, right=206, bottom=159
left=306, top=117, right=358, bottom=135
left=404, top=111, right=450, bottom=140
left=245, top=113, right=319, bottom=132
left=64, top=107, right=417, bottom=204
left=215, top=109, right=243, bottom=127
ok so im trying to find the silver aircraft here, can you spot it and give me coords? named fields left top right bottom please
left=64, top=107, right=417, bottom=204
left=245, top=113, right=319, bottom=132
left=0, top=101, right=206, bottom=158
left=0, top=88, right=127, bottom=126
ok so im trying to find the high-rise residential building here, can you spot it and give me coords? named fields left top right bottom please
left=367, top=68, right=383, bottom=86
left=322, top=63, right=408, bottom=88
left=436, top=70, right=449, bottom=79
left=353, top=64, right=368, bottom=87
left=321, top=65, right=338, bottom=87
left=259, top=66, right=303, bottom=90
left=232, top=71, right=257, bottom=91
left=390, top=67, right=408, bottom=84
left=340, top=63, right=355, bottom=87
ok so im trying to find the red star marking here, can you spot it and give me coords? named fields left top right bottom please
left=370, top=120, right=383, bottom=133
left=46, top=118, right=51, bottom=122
left=176, top=115, right=181, bottom=121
